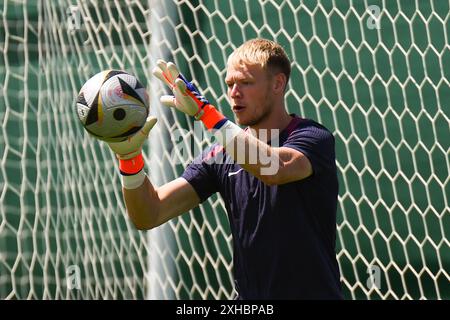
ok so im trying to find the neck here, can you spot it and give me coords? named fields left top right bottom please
left=248, top=104, right=292, bottom=141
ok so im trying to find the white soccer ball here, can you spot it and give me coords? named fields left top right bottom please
left=76, top=70, right=149, bottom=142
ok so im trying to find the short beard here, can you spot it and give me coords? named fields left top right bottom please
left=239, top=105, right=272, bottom=127
left=239, top=92, right=274, bottom=127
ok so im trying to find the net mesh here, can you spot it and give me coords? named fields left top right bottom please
left=0, top=0, right=448, bottom=299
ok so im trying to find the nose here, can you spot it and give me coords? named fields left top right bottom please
left=229, top=84, right=241, bottom=99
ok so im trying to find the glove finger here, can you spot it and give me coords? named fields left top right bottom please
left=152, top=67, right=172, bottom=87
left=160, top=95, right=177, bottom=108
left=140, top=116, right=158, bottom=135
left=124, top=117, right=157, bottom=151
left=156, top=59, right=167, bottom=72
left=166, top=62, right=180, bottom=83
left=174, top=78, right=188, bottom=95
left=177, top=73, right=191, bottom=86
left=176, top=73, right=199, bottom=95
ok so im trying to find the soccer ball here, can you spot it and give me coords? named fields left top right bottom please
left=76, top=70, right=149, bottom=142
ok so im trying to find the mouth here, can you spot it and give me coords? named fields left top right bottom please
left=232, top=105, right=245, bottom=113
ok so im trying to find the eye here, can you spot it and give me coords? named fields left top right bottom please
left=240, top=79, right=253, bottom=86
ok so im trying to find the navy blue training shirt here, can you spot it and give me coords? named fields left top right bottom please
left=182, top=115, right=343, bottom=300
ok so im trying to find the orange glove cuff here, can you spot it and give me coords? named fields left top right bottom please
left=199, top=105, right=226, bottom=130
left=119, top=153, right=144, bottom=176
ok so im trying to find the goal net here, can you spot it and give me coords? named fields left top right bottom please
left=0, top=0, right=448, bottom=299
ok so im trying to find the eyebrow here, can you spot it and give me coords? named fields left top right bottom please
left=225, top=73, right=253, bottom=83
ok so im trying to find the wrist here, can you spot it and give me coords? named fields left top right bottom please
left=197, top=104, right=226, bottom=130
left=122, top=170, right=146, bottom=189
left=213, top=119, right=242, bottom=147
left=119, top=153, right=145, bottom=176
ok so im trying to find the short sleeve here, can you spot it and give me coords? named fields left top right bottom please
left=283, top=125, right=336, bottom=175
left=181, top=146, right=220, bottom=203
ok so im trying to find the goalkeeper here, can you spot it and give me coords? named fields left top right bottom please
left=108, top=38, right=343, bottom=299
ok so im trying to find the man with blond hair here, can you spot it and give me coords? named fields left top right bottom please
left=106, top=38, right=343, bottom=299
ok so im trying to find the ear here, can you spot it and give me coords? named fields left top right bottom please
left=272, top=73, right=287, bottom=94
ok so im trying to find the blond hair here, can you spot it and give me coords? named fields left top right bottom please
left=228, top=38, right=291, bottom=82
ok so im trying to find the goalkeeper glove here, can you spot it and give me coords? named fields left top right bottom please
left=152, top=60, right=228, bottom=130
left=106, top=116, right=157, bottom=188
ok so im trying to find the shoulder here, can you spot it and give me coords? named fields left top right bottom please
left=284, top=116, right=334, bottom=144
left=182, top=143, right=223, bottom=183
left=281, top=117, right=337, bottom=175
left=200, top=143, right=225, bottom=164
left=187, top=142, right=233, bottom=170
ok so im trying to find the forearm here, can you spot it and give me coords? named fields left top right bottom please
left=123, top=175, right=160, bottom=230
left=210, top=115, right=311, bottom=184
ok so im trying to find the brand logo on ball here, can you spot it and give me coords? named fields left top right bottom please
left=113, top=85, right=123, bottom=99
